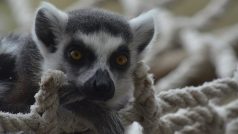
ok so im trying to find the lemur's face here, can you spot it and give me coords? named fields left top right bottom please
left=33, top=2, right=155, bottom=110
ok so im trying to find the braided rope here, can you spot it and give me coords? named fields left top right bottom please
left=120, top=62, right=238, bottom=134
left=0, top=112, right=40, bottom=133
left=226, top=119, right=238, bottom=134
left=120, top=62, right=161, bottom=134
left=0, top=63, right=238, bottom=134
left=0, top=70, right=65, bottom=134
left=161, top=106, right=224, bottom=134
left=32, top=70, right=66, bottom=134
left=157, top=77, right=238, bottom=115
left=222, top=99, right=238, bottom=121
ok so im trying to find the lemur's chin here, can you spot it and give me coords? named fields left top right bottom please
left=85, top=93, right=114, bottom=102
left=106, top=96, right=130, bottom=111
left=60, top=96, right=85, bottom=106
left=109, top=103, right=128, bottom=111
left=61, top=95, right=126, bottom=112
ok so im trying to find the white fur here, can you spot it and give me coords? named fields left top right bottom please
left=129, top=9, right=158, bottom=53
left=31, top=3, right=155, bottom=110
left=41, top=35, right=71, bottom=72
left=0, top=83, right=9, bottom=98
left=73, top=31, right=127, bottom=80
left=74, top=32, right=135, bottom=109
left=32, top=2, right=68, bottom=58
left=106, top=75, right=134, bottom=109
left=129, top=9, right=158, bottom=31
left=126, top=122, right=143, bottom=134
left=76, top=31, right=125, bottom=63
left=0, top=38, right=18, bottom=56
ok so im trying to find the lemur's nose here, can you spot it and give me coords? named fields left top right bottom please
left=84, top=69, right=115, bottom=101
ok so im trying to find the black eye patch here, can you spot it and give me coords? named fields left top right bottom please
left=109, top=45, right=130, bottom=71
left=64, top=39, right=96, bottom=67
left=0, top=54, right=17, bottom=82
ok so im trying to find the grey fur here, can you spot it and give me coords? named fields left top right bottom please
left=0, top=34, right=41, bottom=113
left=66, top=8, right=133, bottom=42
left=0, top=2, right=155, bottom=133
left=64, top=100, right=124, bottom=134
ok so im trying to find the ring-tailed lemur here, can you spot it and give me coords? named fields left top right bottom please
left=0, top=2, right=156, bottom=134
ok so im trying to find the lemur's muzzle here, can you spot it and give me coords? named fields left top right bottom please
left=83, top=69, right=115, bottom=101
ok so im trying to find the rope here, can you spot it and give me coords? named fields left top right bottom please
left=161, top=106, right=224, bottom=134
left=120, top=62, right=238, bottom=134
left=0, top=70, right=65, bottom=134
left=157, top=78, right=238, bottom=115
left=120, top=62, right=161, bottom=134
left=1, top=63, right=238, bottom=134
left=226, top=119, right=238, bottom=134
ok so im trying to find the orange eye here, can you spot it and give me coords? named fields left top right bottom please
left=116, top=55, right=128, bottom=65
left=70, top=50, right=82, bottom=60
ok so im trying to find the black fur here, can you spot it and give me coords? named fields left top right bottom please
left=83, top=69, right=115, bottom=101
left=64, top=39, right=97, bottom=67
left=109, top=45, right=130, bottom=72
left=0, top=34, right=41, bottom=113
left=0, top=54, right=17, bottom=82
left=0, top=4, right=154, bottom=133
left=35, top=8, right=57, bottom=53
left=65, top=100, right=124, bottom=134
left=0, top=34, right=125, bottom=133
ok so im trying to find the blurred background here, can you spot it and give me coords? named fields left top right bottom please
left=0, top=0, right=238, bottom=33
left=0, top=0, right=238, bottom=91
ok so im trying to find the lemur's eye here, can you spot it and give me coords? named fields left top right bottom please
left=109, top=45, right=130, bottom=71
left=116, top=55, right=128, bottom=65
left=70, top=50, right=82, bottom=60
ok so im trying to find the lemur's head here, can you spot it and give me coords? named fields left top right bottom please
left=32, top=2, right=156, bottom=109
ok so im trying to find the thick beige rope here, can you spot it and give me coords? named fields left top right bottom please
left=120, top=62, right=238, bottom=134
left=161, top=106, right=224, bottom=134
left=157, top=77, right=238, bottom=115
left=1, top=63, right=238, bottom=134
left=0, top=70, right=65, bottom=134
left=226, top=119, right=238, bottom=134
left=120, top=62, right=161, bottom=134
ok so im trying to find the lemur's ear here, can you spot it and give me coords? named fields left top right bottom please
left=33, top=2, right=68, bottom=53
left=129, top=9, right=158, bottom=54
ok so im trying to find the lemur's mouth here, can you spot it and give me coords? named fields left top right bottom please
left=58, top=81, right=112, bottom=107
left=62, top=99, right=109, bottom=114
left=58, top=81, right=85, bottom=106
left=59, top=91, right=85, bottom=106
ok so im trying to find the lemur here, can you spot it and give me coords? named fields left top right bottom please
left=0, top=2, right=155, bottom=134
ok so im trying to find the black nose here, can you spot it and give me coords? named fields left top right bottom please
left=84, top=69, right=115, bottom=101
